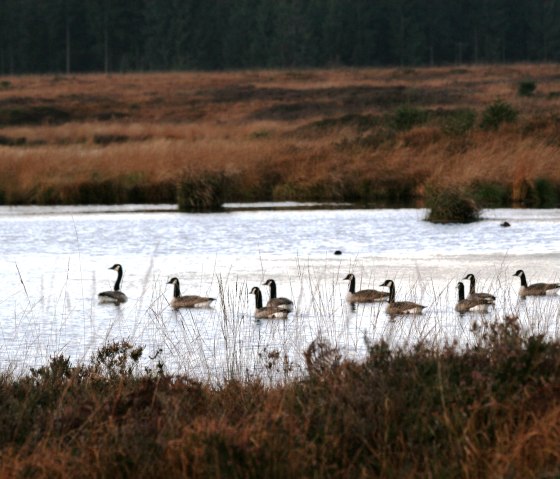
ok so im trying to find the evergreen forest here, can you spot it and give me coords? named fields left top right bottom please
left=1, top=0, right=560, bottom=74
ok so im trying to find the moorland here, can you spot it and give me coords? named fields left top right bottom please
left=1, top=64, right=560, bottom=207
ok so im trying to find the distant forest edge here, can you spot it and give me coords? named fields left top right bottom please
left=1, top=0, right=560, bottom=74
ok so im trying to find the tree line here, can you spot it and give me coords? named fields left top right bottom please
left=1, top=0, right=559, bottom=74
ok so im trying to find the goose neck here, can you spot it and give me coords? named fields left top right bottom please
left=254, top=289, right=263, bottom=309
left=468, top=277, right=476, bottom=294
left=457, top=283, right=465, bottom=301
left=269, top=281, right=277, bottom=299
left=388, top=282, right=395, bottom=303
left=347, top=276, right=356, bottom=294
left=114, top=268, right=123, bottom=291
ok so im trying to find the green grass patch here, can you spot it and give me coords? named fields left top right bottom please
left=532, top=178, right=559, bottom=207
left=0, top=106, right=70, bottom=126
left=468, top=181, right=510, bottom=207
left=480, top=99, right=518, bottom=131
left=391, top=105, right=429, bottom=131
left=518, top=80, right=536, bottom=97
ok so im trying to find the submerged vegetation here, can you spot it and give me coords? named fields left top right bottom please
left=1, top=317, right=560, bottom=477
left=0, top=65, right=560, bottom=208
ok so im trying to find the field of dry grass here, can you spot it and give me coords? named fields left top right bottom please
left=1, top=64, right=560, bottom=205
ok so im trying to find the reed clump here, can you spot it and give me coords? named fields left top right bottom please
left=177, top=170, right=228, bottom=212
left=1, top=317, right=560, bottom=477
left=425, top=187, right=480, bottom=223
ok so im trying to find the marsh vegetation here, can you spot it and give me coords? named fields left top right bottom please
left=1, top=316, right=560, bottom=477
left=0, top=65, right=560, bottom=209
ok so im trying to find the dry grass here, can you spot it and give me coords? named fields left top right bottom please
left=1, top=64, right=560, bottom=205
left=1, top=318, right=560, bottom=477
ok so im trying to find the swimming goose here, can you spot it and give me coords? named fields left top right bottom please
left=343, top=273, right=389, bottom=303
left=513, top=270, right=560, bottom=297
left=166, top=277, right=215, bottom=309
left=250, top=286, right=289, bottom=319
left=262, top=279, right=294, bottom=311
left=455, top=282, right=493, bottom=313
left=98, top=264, right=128, bottom=304
left=462, top=273, right=496, bottom=303
left=379, top=279, right=426, bottom=316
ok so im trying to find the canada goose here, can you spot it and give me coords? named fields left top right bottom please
left=343, top=273, right=389, bottom=303
left=250, top=286, right=289, bottom=319
left=513, top=270, right=560, bottom=297
left=455, top=282, right=493, bottom=313
left=462, top=274, right=496, bottom=303
left=262, top=279, right=294, bottom=311
left=98, top=264, right=128, bottom=304
left=166, top=277, right=215, bottom=309
left=379, top=279, right=426, bottom=316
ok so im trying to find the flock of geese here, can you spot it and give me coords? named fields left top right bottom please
left=343, top=270, right=560, bottom=316
left=97, top=264, right=560, bottom=319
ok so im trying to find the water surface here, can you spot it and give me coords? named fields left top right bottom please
left=1, top=204, right=559, bottom=380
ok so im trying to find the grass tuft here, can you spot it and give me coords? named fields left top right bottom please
left=177, top=170, right=227, bottom=212
left=480, top=99, right=518, bottom=131
left=425, top=187, right=480, bottom=223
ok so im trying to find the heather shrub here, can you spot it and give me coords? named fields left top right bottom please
left=480, top=99, right=518, bottom=131
left=518, top=80, right=536, bottom=97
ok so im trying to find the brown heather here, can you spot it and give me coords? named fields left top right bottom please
left=1, top=64, right=560, bottom=205
left=0, top=318, right=560, bottom=477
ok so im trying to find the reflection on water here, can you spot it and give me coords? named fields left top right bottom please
left=0, top=204, right=559, bottom=380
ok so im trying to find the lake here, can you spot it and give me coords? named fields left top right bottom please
left=1, top=203, right=559, bottom=382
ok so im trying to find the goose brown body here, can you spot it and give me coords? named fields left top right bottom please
left=167, top=277, right=215, bottom=309
left=455, top=282, right=493, bottom=313
left=514, top=270, right=560, bottom=297
left=262, top=279, right=294, bottom=311
left=343, top=274, right=389, bottom=303
left=380, top=279, right=426, bottom=316
left=462, top=273, right=496, bottom=303
left=250, top=287, right=289, bottom=319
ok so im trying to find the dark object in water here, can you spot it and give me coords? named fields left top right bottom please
left=500, top=221, right=511, bottom=227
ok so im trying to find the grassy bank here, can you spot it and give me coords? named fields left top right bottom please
left=1, top=65, right=560, bottom=207
left=0, top=317, right=559, bottom=477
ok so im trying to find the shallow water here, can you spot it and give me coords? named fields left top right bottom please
left=0, top=203, right=559, bottom=381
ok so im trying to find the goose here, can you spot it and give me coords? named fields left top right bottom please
left=343, top=273, right=389, bottom=303
left=379, top=279, right=426, bottom=316
left=455, top=281, right=493, bottom=313
left=513, top=270, right=560, bottom=297
left=98, top=264, right=128, bottom=304
left=166, top=277, right=215, bottom=309
left=462, top=273, right=496, bottom=303
left=262, top=279, right=294, bottom=311
left=250, top=286, right=289, bottom=319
